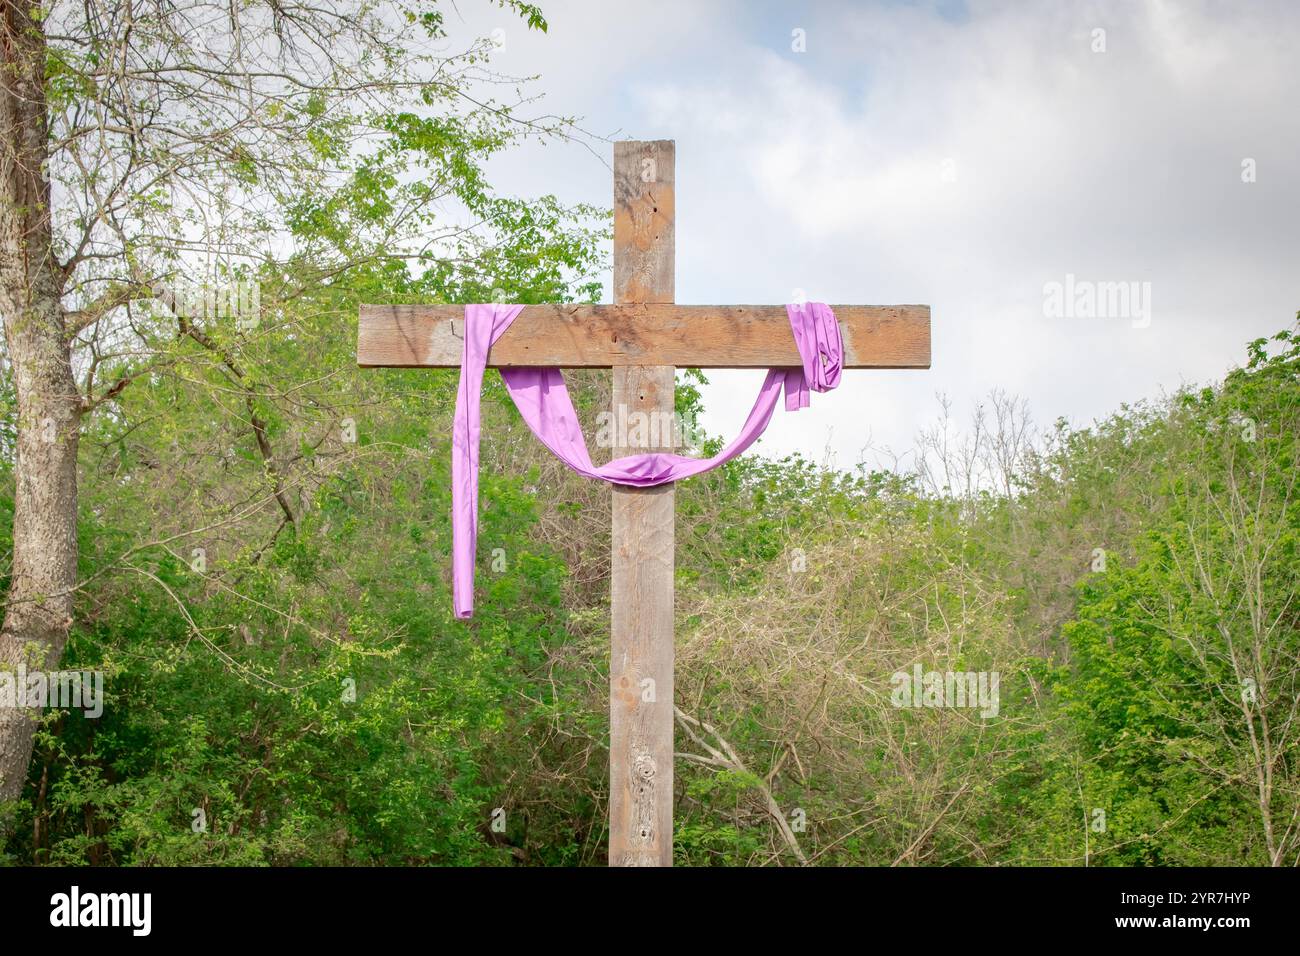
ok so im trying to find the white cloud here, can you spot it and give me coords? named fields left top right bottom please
left=445, top=0, right=1300, bottom=470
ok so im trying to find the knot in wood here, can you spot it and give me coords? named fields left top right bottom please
left=632, top=752, right=657, bottom=781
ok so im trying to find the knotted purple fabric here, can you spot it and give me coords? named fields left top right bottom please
left=452, top=301, right=843, bottom=618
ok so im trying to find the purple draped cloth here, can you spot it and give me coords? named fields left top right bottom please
left=452, top=301, right=843, bottom=618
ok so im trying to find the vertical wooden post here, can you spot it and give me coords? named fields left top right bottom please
left=609, top=140, right=675, bottom=867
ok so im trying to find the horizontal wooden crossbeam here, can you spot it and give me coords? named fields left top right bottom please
left=357, top=303, right=931, bottom=369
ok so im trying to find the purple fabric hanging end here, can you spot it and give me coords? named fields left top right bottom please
left=451, top=303, right=524, bottom=618
left=451, top=300, right=843, bottom=618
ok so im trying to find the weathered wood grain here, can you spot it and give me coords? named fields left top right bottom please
left=609, top=140, right=675, bottom=868
left=357, top=302, right=930, bottom=369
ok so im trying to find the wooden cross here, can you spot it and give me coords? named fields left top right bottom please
left=357, top=140, right=931, bottom=866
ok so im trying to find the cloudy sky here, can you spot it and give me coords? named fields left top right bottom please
left=447, top=0, right=1298, bottom=471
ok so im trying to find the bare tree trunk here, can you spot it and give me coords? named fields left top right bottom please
left=0, top=0, right=80, bottom=812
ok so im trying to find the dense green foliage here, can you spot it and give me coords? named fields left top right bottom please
left=2, top=314, right=1295, bottom=865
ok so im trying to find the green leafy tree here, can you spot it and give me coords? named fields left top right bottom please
left=1, top=0, right=602, bottom=836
